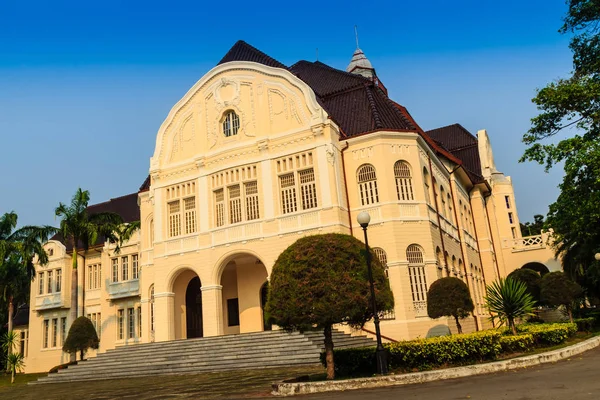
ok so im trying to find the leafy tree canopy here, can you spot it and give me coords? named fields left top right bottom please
left=63, top=316, right=99, bottom=359
left=426, top=277, right=474, bottom=334
left=540, top=271, right=584, bottom=322
left=506, top=268, right=542, bottom=302
left=520, top=1, right=600, bottom=298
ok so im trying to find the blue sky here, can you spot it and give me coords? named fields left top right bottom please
left=0, top=0, right=572, bottom=227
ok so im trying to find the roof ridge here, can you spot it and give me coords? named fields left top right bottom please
left=87, top=192, right=138, bottom=209
left=364, top=85, right=383, bottom=129
left=218, top=40, right=287, bottom=70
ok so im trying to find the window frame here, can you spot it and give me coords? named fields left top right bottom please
left=357, top=164, right=379, bottom=206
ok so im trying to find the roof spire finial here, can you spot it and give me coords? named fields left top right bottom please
left=354, top=25, right=360, bottom=49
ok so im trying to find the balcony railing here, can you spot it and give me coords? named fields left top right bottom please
left=212, top=221, right=263, bottom=246
left=108, top=279, right=140, bottom=299
left=503, top=234, right=547, bottom=252
left=35, top=293, right=63, bottom=310
left=413, top=300, right=428, bottom=317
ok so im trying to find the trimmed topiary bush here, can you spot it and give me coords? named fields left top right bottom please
left=499, top=334, right=534, bottom=353
left=507, top=268, right=542, bottom=302
left=540, top=272, right=583, bottom=322
left=63, top=316, right=99, bottom=360
left=427, top=277, right=474, bottom=334
left=386, top=331, right=503, bottom=371
left=266, top=233, right=394, bottom=380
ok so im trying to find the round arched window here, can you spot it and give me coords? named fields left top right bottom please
left=222, top=111, right=240, bottom=137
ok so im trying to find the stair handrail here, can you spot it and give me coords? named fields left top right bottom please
left=360, top=327, right=398, bottom=343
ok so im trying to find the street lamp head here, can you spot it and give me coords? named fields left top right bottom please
left=595, top=253, right=600, bottom=261
left=357, top=211, right=371, bottom=228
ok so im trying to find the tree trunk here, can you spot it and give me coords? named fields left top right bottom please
left=11, top=368, right=15, bottom=384
left=7, top=296, right=14, bottom=344
left=568, top=307, right=573, bottom=323
left=80, top=349, right=84, bottom=361
left=69, top=244, right=78, bottom=363
left=509, top=317, right=517, bottom=335
left=324, top=325, right=335, bottom=380
left=454, top=315, right=463, bottom=334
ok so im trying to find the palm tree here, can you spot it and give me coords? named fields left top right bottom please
left=2, top=330, right=18, bottom=372
left=7, top=353, right=25, bottom=383
left=485, top=278, right=537, bottom=335
left=54, top=188, right=132, bottom=340
left=0, top=212, right=56, bottom=334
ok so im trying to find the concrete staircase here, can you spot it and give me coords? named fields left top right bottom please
left=33, top=328, right=376, bottom=384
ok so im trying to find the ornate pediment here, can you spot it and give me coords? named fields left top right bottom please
left=151, top=62, right=326, bottom=171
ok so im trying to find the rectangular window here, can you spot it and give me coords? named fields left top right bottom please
left=214, top=189, right=225, bottom=227
left=52, top=318, right=58, bottom=348
left=512, top=227, right=517, bottom=239
left=227, top=298, right=240, bottom=327
left=168, top=200, right=181, bottom=237
left=137, top=306, right=142, bottom=338
left=47, top=270, right=53, bottom=294
left=122, top=256, right=129, bottom=281
left=183, top=197, right=197, bottom=234
left=408, top=266, right=428, bottom=302
left=93, top=265, right=98, bottom=289
left=43, top=320, right=49, bottom=348
left=20, top=331, right=25, bottom=356
left=39, top=272, right=44, bottom=295
left=56, top=269, right=62, bottom=293
left=97, top=312, right=101, bottom=338
left=299, top=168, right=318, bottom=210
left=505, top=195, right=511, bottom=209
left=244, top=181, right=260, bottom=220
left=280, top=173, right=297, bottom=214
left=228, top=185, right=242, bottom=224
left=127, top=308, right=135, bottom=339
left=88, top=266, right=93, bottom=290
left=508, top=212, right=514, bottom=224
left=98, top=265, right=102, bottom=288
left=117, top=310, right=124, bottom=340
left=112, top=258, right=119, bottom=282
left=61, top=317, right=67, bottom=345
left=132, top=254, right=139, bottom=280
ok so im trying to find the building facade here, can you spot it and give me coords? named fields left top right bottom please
left=19, top=41, right=559, bottom=373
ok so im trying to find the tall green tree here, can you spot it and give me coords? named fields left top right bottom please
left=540, top=271, right=584, bottom=322
left=521, top=1, right=600, bottom=293
left=519, top=214, right=545, bottom=237
left=0, top=212, right=55, bottom=334
left=55, top=189, right=125, bottom=337
left=266, top=233, right=394, bottom=380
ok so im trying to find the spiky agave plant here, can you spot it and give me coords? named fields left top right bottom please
left=1, top=330, right=18, bottom=371
left=485, top=278, right=537, bottom=335
left=7, top=353, right=24, bottom=383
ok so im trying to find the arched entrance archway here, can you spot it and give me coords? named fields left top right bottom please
left=185, top=277, right=203, bottom=338
left=522, top=262, right=550, bottom=276
left=219, top=254, right=268, bottom=335
left=171, top=269, right=203, bottom=340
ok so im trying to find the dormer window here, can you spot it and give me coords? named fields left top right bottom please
left=222, top=111, right=240, bottom=137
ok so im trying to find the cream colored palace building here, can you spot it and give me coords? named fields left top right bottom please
left=17, top=41, right=560, bottom=373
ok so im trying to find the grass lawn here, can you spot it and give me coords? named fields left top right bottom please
left=0, top=373, right=46, bottom=388
left=0, top=365, right=325, bottom=399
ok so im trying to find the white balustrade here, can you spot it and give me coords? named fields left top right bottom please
left=107, top=279, right=140, bottom=299
left=413, top=300, right=428, bottom=317
left=35, top=293, right=63, bottom=310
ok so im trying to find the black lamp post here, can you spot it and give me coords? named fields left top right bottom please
left=357, top=211, right=388, bottom=375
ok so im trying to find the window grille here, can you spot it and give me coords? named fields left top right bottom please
left=56, top=269, right=62, bottom=292
left=357, top=164, right=379, bottom=206
left=150, top=286, right=155, bottom=336
left=39, top=272, right=44, bottom=295
left=299, top=168, right=318, bottom=210
left=280, top=173, right=297, bottom=214
left=214, top=189, right=225, bottom=227
left=184, top=197, right=197, bottom=234
left=128, top=308, right=135, bottom=339
left=88, top=266, right=93, bottom=290
left=132, top=254, right=139, bottom=279
left=47, top=271, right=53, bottom=293
left=168, top=200, right=181, bottom=237
left=93, top=265, right=98, bottom=288
left=43, top=320, right=49, bottom=348
left=423, top=168, right=431, bottom=204
left=112, top=258, right=119, bottom=282
left=228, top=185, right=242, bottom=224
left=448, top=194, right=454, bottom=224
left=407, top=245, right=428, bottom=311
left=137, top=306, right=142, bottom=338
left=223, top=111, right=240, bottom=137
left=122, top=256, right=129, bottom=281
left=245, top=181, right=260, bottom=220
left=61, top=317, right=66, bottom=345
left=372, top=247, right=389, bottom=277
left=52, top=319, right=58, bottom=347
left=440, top=187, right=447, bottom=217
left=117, top=310, right=124, bottom=340
left=394, top=161, right=414, bottom=201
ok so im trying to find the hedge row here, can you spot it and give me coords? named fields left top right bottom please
left=321, top=323, right=579, bottom=377
left=516, top=323, right=577, bottom=345
left=574, top=317, right=595, bottom=332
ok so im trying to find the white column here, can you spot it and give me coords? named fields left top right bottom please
left=198, top=175, right=209, bottom=232
left=154, top=291, right=174, bottom=342
left=201, top=285, right=223, bottom=337
left=316, top=145, right=332, bottom=208
left=154, top=188, right=164, bottom=242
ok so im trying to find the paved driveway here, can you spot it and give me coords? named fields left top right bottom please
left=301, top=347, right=600, bottom=400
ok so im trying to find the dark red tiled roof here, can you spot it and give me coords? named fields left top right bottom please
left=139, top=175, right=151, bottom=192
left=426, top=124, right=484, bottom=183
left=218, top=40, right=287, bottom=70
left=11, top=304, right=29, bottom=327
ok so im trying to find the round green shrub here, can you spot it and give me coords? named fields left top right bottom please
left=427, top=277, right=474, bottom=334
left=507, top=268, right=542, bottom=302
left=63, top=316, right=99, bottom=358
